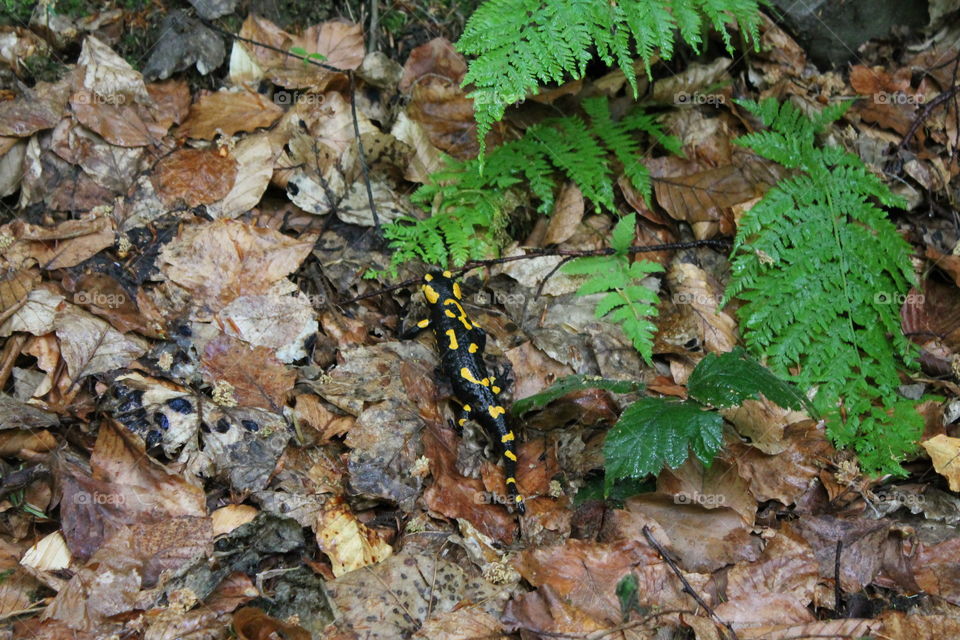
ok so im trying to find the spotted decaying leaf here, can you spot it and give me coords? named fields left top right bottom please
left=325, top=551, right=508, bottom=640
left=106, top=371, right=199, bottom=455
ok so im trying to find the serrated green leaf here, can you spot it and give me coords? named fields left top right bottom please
left=512, top=374, right=643, bottom=416
left=604, top=398, right=724, bottom=493
left=595, top=291, right=627, bottom=318
left=611, top=213, right=637, bottom=253
left=687, top=347, right=815, bottom=414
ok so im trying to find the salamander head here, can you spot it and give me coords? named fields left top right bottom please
left=422, top=270, right=461, bottom=304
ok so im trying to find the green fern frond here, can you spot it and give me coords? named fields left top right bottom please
left=458, top=0, right=765, bottom=157
left=563, top=214, right=664, bottom=362
left=725, top=97, right=923, bottom=475
left=382, top=99, right=674, bottom=274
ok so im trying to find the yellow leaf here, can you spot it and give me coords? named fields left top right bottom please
left=921, top=434, right=960, bottom=491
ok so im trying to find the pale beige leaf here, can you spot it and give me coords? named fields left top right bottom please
left=211, top=504, right=259, bottom=536
left=315, top=499, right=392, bottom=577
left=921, top=434, right=960, bottom=491
left=390, top=112, right=443, bottom=183
left=0, top=138, right=27, bottom=197
left=54, top=306, right=148, bottom=380
left=545, top=183, right=584, bottom=245
left=216, top=293, right=317, bottom=362
left=20, top=531, right=71, bottom=571
left=206, top=133, right=277, bottom=219
left=77, top=36, right=150, bottom=104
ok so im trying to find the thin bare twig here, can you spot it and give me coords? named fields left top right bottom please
left=642, top=525, right=738, bottom=640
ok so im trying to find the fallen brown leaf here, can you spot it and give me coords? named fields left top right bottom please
left=151, top=147, right=238, bottom=208
left=177, top=88, right=284, bottom=140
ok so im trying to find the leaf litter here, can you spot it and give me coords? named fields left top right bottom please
left=0, top=6, right=958, bottom=640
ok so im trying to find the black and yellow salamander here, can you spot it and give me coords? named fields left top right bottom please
left=415, top=270, right=525, bottom=515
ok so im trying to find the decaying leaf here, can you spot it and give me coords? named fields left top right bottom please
left=921, top=434, right=960, bottom=492
left=315, top=498, right=393, bottom=577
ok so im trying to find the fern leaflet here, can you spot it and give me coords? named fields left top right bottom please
left=725, top=97, right=922, bottom=474
left=457, top=0, right=764, bottom=157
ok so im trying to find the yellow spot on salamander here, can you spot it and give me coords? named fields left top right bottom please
left=417, top=318, right=430, bottom=329
left=442, top=270, right=452, bottom=278
left=501, top=431, right=514, bottom=443
left=443, top=299, right=473, bottom=330
left=453, top=282, right=462, bottom=299
left=468, top=343, right=479, bottom=353
left=516, top=495, right=523, bottom=503
left=424, top=273, right=433, bottom=282
left=488, top=405, right=505, bottom=418
left=492, top=386, right=501, bottom=394
left=423, top=284, right=439, bottom=304
left=504, top=450, right=517, bottom=461
left=460, top=368, right=483, bottom=385
left=458, top=418, right=467, bottom=426
left=445, top=309, right=456, bottom=318
left=505, top=477, right=516, bottom=484
left=462, top=404, right=471, bottom=413
left=481, top=378, right=490, bottom=386
left=445, top=329, right=458, bottom=350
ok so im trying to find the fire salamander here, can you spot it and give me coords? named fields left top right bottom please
left=415, top=271, right=525, bottom=515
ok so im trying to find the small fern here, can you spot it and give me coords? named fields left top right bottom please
left=382, top=98, right=675, bottom=274
left=457, top=0, right=765, bottom=156
left=725, top=97, right=922, bottom=474
left=562, top=213, right=663, bottom=364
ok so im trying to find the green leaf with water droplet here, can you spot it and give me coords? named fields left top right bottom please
left=604, top=398, right=723, bottom=493
left=687, top=347, right=815, bottom=414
